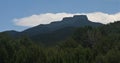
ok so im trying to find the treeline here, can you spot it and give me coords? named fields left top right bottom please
left=0, top=21, right=120, bottom=63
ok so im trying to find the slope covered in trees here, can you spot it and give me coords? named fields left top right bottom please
left=0, top=21, right=120, bottom=63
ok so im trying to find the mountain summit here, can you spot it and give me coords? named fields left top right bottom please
left=62, top=15, right=88, bottom=21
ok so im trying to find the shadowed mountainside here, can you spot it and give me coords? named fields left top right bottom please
left=4, top=15, right=103, bottom=45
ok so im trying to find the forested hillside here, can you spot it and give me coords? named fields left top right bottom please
left=0, top=21, right=120, bottom=63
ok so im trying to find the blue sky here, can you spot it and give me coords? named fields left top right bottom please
left=0, top=0, right=120, bottom=32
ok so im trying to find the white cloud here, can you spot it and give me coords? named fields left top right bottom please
left=86, top=12, right=120, bottom=24
left=13, top=12, right=120, bottom=27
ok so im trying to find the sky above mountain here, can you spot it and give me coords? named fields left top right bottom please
left=0, top=0, right=120, bottom=32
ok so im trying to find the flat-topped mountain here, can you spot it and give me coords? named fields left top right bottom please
left=4, top=15, right=103, bottom=45
left=21, top=15, right=102, bottom=36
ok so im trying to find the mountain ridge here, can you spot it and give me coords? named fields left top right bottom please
left=3, top=15, right=103, bottom=44
left=21, top=15, right=102, bottom=36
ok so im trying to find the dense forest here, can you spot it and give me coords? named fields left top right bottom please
left=0, top=21, right=120, bottom=63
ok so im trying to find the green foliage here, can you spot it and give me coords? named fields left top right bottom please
left=0, top=21, right=120, bottom=63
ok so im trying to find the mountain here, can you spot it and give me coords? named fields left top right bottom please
left=4, top=15, right=103, bottom=45
left=21, top=15, right=102, bottom=36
